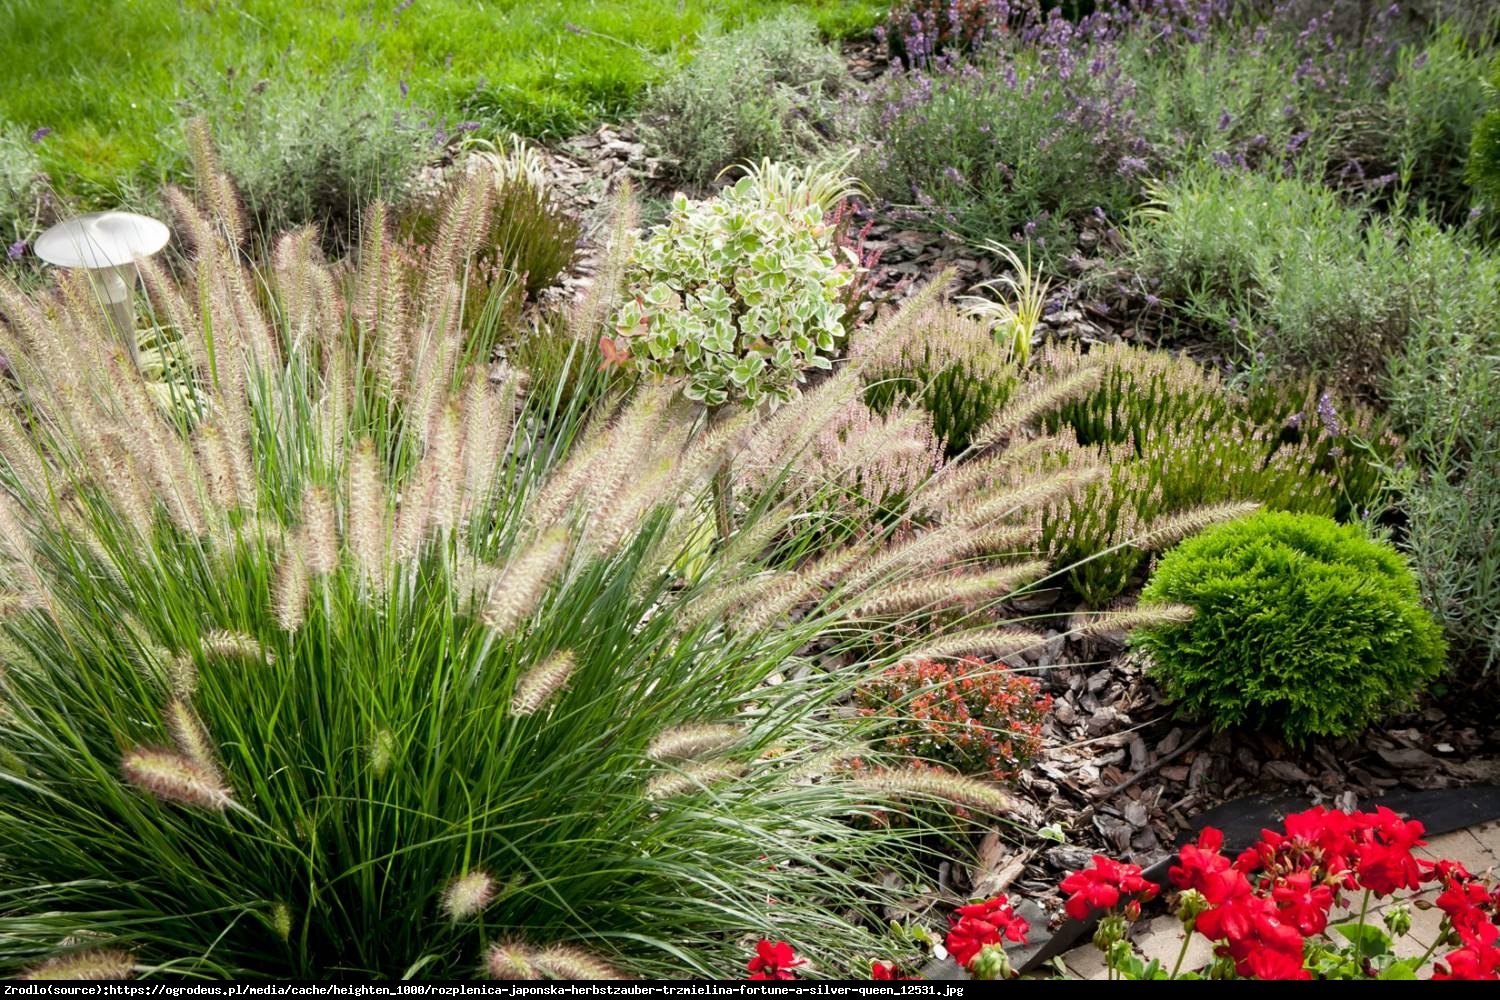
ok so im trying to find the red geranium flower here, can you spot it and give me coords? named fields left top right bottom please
left=1271, top=871, right=1336, bottom=936
left=1437, top=881, right=1499, bottom=949
left=945, top=895, right=1029, bottom=968
left=746, top=940, right=804, bottom=980
left=870, top=960, right=918, bottom=980
left=1060, top=855, right=1160, bottom=921
left=1433, top=944, right=1500, bottom=981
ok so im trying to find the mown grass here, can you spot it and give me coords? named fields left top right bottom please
left=0, top=0, right=881, bottom=207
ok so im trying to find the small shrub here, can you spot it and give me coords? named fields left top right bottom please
left=609, top=162, right=856, bottom=407
left=1125, top=165, right=1412, bottom=391
left=1386, top=221, right=1500, bottom=671
left=184, top=68, right=430, bottom=244
left=857, top=36, right=1146, bottom=255
left=1133, top=511, right=1446, bottom=744
left=855, top=657, right=1050, bottom=781
left=639, top=14, right=850, bottom=187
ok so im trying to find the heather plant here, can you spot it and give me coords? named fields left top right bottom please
left=0, top=156, right=1080, bottom=979
left=1133, top=511, right=1446, bottom=744
left=639, top=14, right=851, bottom=187
left=854, top=656, right=1050, bottom=782
left=858, top=298, right=1021, bottom=454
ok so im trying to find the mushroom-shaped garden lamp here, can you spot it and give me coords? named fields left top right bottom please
left=34, top=211, right=170, bottom=364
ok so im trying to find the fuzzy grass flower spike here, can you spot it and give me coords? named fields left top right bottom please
left=610, top=163, right=856, bottom=406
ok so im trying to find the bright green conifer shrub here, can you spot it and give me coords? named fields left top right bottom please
left=1132, top=511, right=1446, bottom=744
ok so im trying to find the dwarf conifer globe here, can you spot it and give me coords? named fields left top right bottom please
left=1132, top=511, right=1445, bottom=744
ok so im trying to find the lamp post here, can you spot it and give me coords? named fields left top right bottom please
left=34, top=211, right=170, bottom=365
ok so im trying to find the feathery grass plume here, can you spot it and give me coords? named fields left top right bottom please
left=483, top=531, right=569, bottom=633
left=854, top=766, right=1024, bottom=818
left=647, top=724, right=744, bottom=762
left=845, top=469, right=1093, bottom=596
left=485, top=941, right=540, bottom=980
left=1077, top=604, right=1196, bottom=638
left=272, top=548, right=309, bottom=631
left=1133, top=501, right=1261, bottom=550
left=735, top=545, right=867, bottom=633
left=369, top=729, right=396, bottom=779
left=441, top=870, right=498, bottom=922
left=568, top=181, right=639, bottom=338
left=644, top=762, right=746, bottom=801
left=185, top=117, right=246, bottom=245
left=897, top=627, right=1049, bottom=665
left=167, top=653, right=198, bottom=698
left=269, top=902, right=293, bottom=942
left=353, top=202, right=414, bottom=399
left=845, top=270, right=955, bottom=369
left=534, top=945, right=630, bottom=981
left=846, top=561, right=1049, bottom=618
left=164, top=697, right=220, bottom=778
left=462, top=369, right=515, bottom=518
left=121, top=748, right=233, bottom=810
left=300, top=485, right=339, bottom=577
left=393, top=456, right=437, bottom=564
left=510, top=650, right=576, bottom=716
left=201, top=629, right=271, bottom=665
left=20, top=948, right=135, bottom=982
left=422, top=404, right=465, bottom=537
left=0, top=589, right=40, bottom=619
left=969, top=365, right=1104, bottom=452
left=346, top=438, right=390, bottom=587
left=190, top=418, right=238, bottom=514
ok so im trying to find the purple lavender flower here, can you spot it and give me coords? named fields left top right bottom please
left=942, top=165, right=965, bottom=185
left=28, top=126, right=52, bottom=143
left=1286, top=131, right=1311, bottom=154
left=1316, top=391, right=1343, bottom=436
left=1217, top=109, right=1232, bottom=131
left=1412, top=51, right=1428, bottom=70
left=399, top=78, right=409, bottom=99
left=6, top=239, right=25, bottom=260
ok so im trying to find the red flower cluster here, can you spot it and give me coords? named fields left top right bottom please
left=1159, top=807, right=1500, bottom=980
left=1430, top=861, right=1500, bottom=980
left=944, top=895, right=1030, bottom=969
left=1060, top=855, right=1160, bottom=921
left=746, top=940, right=804, bottom=980
left=855, top=657, right=1050, bottom=781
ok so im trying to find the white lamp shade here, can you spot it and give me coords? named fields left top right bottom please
left=34, top=211, right=170, bottom=270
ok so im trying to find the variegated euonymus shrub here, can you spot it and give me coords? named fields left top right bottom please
left=609, top=162, right=858, bottom=407
left=0, top=155, right=1090, bottom=979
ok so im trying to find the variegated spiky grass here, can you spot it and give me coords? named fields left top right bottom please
left=0, top=164, right=1104, bottom=980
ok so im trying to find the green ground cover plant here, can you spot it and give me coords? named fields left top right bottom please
left=1133, top=510, right=1446, bottom=744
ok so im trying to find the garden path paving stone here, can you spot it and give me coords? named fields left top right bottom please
left=1055, top=821, right=1500, bottom=979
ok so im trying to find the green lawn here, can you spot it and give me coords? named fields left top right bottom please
left=1, top=0, right=881, bottom=205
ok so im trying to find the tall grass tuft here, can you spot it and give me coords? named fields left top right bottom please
left=0, top=158, right=1062, bottom=978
